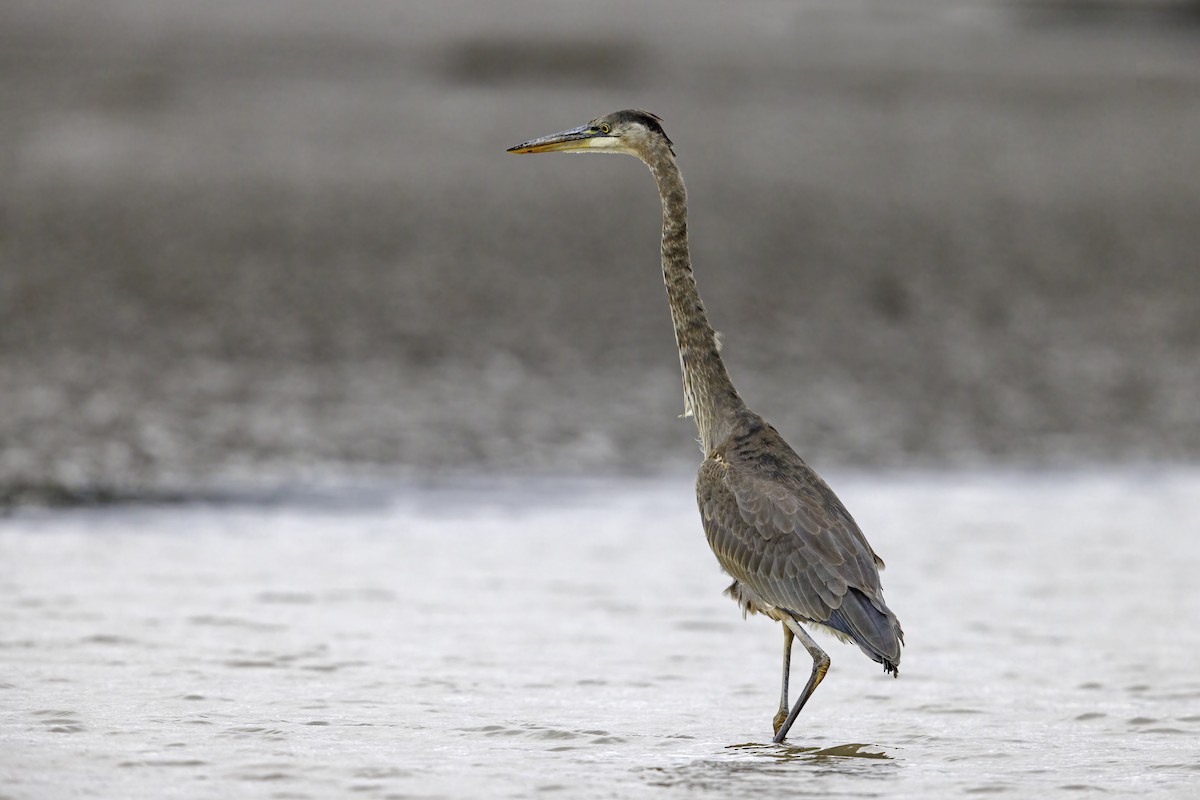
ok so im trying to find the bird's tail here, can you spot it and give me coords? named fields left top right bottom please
left=824, top=588, right=904, bottom=676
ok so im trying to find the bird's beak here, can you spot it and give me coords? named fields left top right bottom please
left=507, top=125, right=614, bottom=154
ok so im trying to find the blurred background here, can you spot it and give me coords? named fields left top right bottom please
left=2, top=0, right=1198, bottom=504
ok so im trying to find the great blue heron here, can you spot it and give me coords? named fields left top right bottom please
left=508, top=110, right=903, bottom=744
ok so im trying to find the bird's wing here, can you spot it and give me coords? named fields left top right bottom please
left=696, top=450, right=885, bottom=624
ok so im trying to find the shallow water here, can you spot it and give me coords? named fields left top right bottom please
left=3, top=469, right=1199, bottom=798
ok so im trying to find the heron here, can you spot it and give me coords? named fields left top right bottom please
left=508, top=110, right=903, bottom=744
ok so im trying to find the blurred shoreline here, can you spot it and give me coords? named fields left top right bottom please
left=3, top=1, right=1199, bottom=504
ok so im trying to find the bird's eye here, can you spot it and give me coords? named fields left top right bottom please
left=599, top=123, right=611, bottom=134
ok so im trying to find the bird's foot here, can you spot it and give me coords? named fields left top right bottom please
left=772, top=709, right=788, bottom=737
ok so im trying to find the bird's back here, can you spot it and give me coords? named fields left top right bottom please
left=696, top=411, right=903, bottom=672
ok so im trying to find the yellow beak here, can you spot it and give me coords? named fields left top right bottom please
left=507, top=125, right=612, bottom=154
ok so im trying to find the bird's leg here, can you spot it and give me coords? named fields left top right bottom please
left=772, top=624, right=794, bottom=736
left=772, top=618, right=830, bottom=744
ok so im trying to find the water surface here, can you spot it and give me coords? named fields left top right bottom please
left=3, top=470, right=1198, bottom=798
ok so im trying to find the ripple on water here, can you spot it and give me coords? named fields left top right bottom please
left=460, top=722, right=628, bottom=747
left=223, top=659, right=281, bottom=669
left=533, top=728, right=581, bottom=740
left=219, top=725, right=289, bottom=741
left=32, top=709, right=85, bottom=734
left=650, top=673, right=685, bottom=683
left=1074, top=712, right=1106, bottom=721
left=231, top=765, right=294, bottom=782
left=300, top=660, right=366, bottom=673
left=117, top=759, right=208, bottom=769
left=1149, top=762, right=1200, bottom=772
left=79, top=634, right=140, bottom=646
left=220, top=644, right=333, bottom=670
left=945, top=751, right=1013, bottom=764
left=416, top=675, right=459, bottom=689
left=352, top=767, right=413, bottom=780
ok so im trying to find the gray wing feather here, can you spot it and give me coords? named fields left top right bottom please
left=695, top=416, right=902, bottom=668
left=698, top=457, right=865, bottom=622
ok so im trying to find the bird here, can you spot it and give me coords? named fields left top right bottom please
left=508, top=110, right=903, bottom=744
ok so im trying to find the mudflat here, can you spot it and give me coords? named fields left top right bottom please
left=3, top=1, right=1198, bottom=499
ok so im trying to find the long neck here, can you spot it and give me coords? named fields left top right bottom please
left=645, top=146, right=746, bottom=453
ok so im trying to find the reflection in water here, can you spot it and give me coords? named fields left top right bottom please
left=639, top=741, right=894, bottom=793
left=724, top=743, right=888, bottom=762
left=727, top=741, right=891, bottom=761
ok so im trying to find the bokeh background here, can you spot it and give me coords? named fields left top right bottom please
left=3, top=0, right=1199, bottom=504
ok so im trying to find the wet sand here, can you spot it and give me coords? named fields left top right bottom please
left=2, top=1, right=1200, bottom=500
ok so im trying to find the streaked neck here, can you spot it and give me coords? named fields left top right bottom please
left=645, top=146, right=746, bottom=453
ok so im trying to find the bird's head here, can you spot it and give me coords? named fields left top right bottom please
left=507, top=109, right=674, bottom=161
